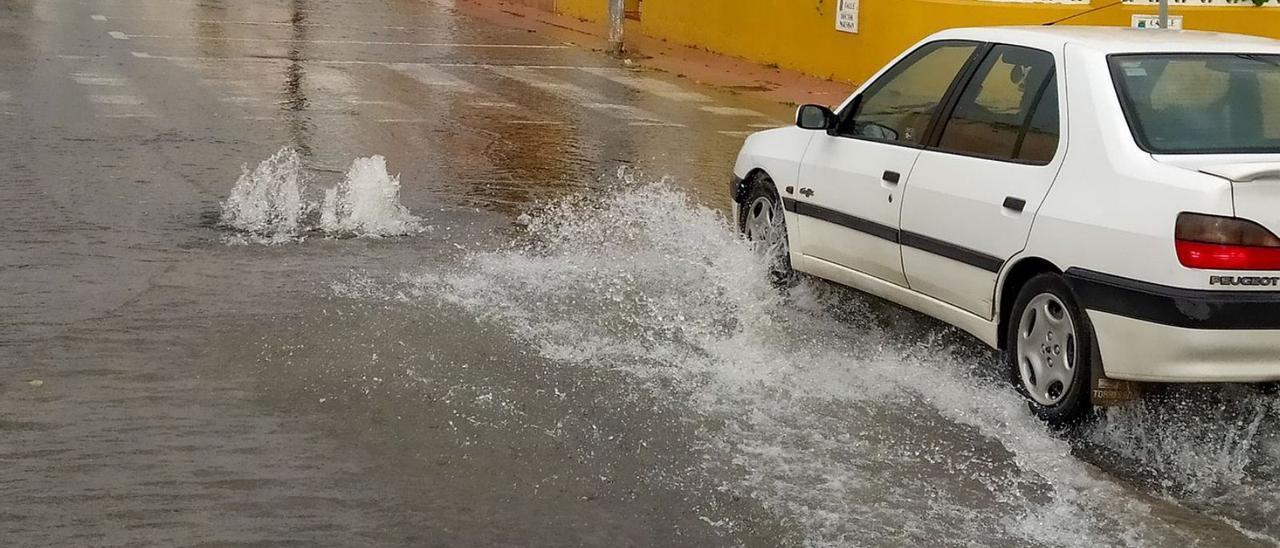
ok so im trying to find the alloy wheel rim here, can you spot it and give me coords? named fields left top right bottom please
left=1016, top=293, right=1077, bottom=406
left=745, top=195, right=788, bottom=265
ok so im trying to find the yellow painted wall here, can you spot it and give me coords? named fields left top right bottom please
left=638, top=0, right=1280, bottom=85
left=556, top=0, right=607, bottom=22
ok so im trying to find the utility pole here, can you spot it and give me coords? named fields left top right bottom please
left=608, top=0, right=625, bottom=57
left=1158, top=0, right=1169, bottom=29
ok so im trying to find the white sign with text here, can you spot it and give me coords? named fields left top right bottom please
left=836, top=0, right=859, bottom=34
left=1131, top=14, right=1185, bottom=29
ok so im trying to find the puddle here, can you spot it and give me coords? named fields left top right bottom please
left=324, top=171, right=1280, bottom=546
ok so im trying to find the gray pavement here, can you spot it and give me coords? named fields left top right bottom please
left=2, top=1, right=1279, bottom=546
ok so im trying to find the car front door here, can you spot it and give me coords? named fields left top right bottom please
left=899, top=44, right=1065, bottom=318
left=793, top=41, right=981, bottom=287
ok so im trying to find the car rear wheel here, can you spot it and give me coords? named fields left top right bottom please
left=1006, top=273, right=1094, bottom=426
left=740, top=176, right=793, bottom=284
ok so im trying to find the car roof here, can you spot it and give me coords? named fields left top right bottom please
left=931, top=26, right=1280, bottom=54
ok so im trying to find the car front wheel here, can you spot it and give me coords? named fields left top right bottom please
left=739, top=175, right=794, bottom=284
left=1006, top=273, right=1095, bottom=426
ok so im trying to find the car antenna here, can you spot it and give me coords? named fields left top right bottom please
left=1042, top=0, right=1124, bottom=26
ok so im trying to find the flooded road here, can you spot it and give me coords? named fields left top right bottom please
left=2, top=1, right=1279, bottom=546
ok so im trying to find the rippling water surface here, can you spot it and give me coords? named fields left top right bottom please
left=4, top=0, right=1278, bottom=541
left=325, top=172, right=1280, bottom=547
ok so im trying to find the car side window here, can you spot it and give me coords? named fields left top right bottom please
left=837, top=41, right=979, bottom=146
left=1017, top=75, right=1059, bottom=163
left=937, top=45, right=1058, bottom=164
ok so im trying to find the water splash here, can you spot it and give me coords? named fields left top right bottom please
left=220, top=148, right=424, bottom=244
left=1087, top=390, right=1274, bottom=494
left=220, top=148, right=309, bottom=244
left=332, top=172, right=1280, bottom=546
left=1082, top=389, right=1280, bottom=540
left=319, top=155, right=422, bottom=237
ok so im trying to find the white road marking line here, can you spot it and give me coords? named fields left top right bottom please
left=380, top=118, right=559, bottom=125
left=585, top=102, right=635, bottom=110
left=129, top=53, right=622, bottom=71
left=73, top=76, right=129, bottom=86
left=718, top=130, right=755, bottom=137
left=108, top=31, right=129, bottom=40
left=70, top=69, right=158, bottom=118
left=124, top=35, right=568, bottom=49
left=347, top=99, right=395, bottom=105
left=390, top=64, right=481, bottom=94
left=96, top=17, right=450, bottom=31
left=90, top=95, right=144, bottom=105
left=0, top=92, right=11, bottom=103
left=307, top=64, right=357, bottom=92
left=242, top=116, right=276, bottom=121
left=489, top=66, right=668, bottom=122
left=91, top=14, right=107, bottom=22
left=470, top=101, right=517, bottom=108
left=624, top=122, right=686, bottom=128
left=57, top=55, right=95, bottom=59
left=285, top=108, right=355, bottom=115
left=220, top=96, right=260, bottom=104
left=579, top=67, right=711, bottom=103
left=702, top=106, right=766, bottom=117
left=300, top=64, right=373, bottom=110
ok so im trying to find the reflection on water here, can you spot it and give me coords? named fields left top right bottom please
left=17, top=0, right=1272, bottom=543
left=283, top=0, right=312, bottom=155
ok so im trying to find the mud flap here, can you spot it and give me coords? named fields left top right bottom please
left=1089, top=338, right=1141, bottom=406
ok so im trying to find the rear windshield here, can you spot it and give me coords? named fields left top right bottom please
left=1110, top=54, right=1280, bottom=154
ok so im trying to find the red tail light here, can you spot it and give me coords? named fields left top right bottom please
left=1176, top=213, right=1280, bottom=271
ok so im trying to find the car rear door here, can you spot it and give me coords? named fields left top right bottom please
left=794, top=40, right=981, bottom=287
left=898, top=44, right=1066, bottom=318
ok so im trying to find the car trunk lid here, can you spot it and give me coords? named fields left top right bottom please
left=1198, top=161, right=1280, bottom=183
left=1205, top=162, right=1280, bottom=238
left=1160, top=156, right=1280, bottom=237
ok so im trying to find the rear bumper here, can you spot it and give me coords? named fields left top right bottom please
left=1065, top=268, right=1280, bottom=382
left=1087, top=311, right=1280, bottom=382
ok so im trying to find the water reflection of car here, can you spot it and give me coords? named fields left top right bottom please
left=730, top=27, right=1280, bottom=425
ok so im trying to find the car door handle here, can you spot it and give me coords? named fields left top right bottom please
left=882, top=170, right=901, bottom=184
left=1003, top=197, right=1027, bottom=213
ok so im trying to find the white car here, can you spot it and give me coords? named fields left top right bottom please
left=731, top=26, right=1280, bottom=424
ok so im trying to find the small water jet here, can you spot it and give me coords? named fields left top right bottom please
left=220, top=147, right=425, bottom=244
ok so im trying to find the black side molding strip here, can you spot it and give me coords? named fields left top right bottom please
left=796, top=202, right=901, bottom=244
left=780, top=200, right=1004, bottom=273
left=1064, top=267, right=1280, bottom=330
left=900, top=231, right=1004, bottom=273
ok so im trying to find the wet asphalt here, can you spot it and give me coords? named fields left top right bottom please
left=4, top=1, right=1280, bottom=547
left=0, top=0, right=791, bottom=545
